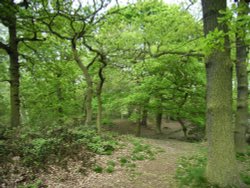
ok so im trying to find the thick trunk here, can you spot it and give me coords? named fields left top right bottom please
left=156, top=111, right=162, bottom=134
left=9, top=19, right=20, bottom=128
left=202, top=0, right=240, bottom=186
left=71, top=42, right=93, bottom=126
left=235, top=0, right=249, bottom=153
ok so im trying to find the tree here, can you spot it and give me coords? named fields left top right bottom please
left=39, top=0, right=111, bottom=126
left=201, top=0, right=241, bottom=186
left=0, top=0, right=43, bottom=128
left=234, top=0, right=249, bottom=153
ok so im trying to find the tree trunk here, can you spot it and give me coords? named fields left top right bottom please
left=156, top=111, right=162, bottom=134
left=85, top=87, right=93, bottom=126
left=202, top=0, right=241, bottom=186
left=141, top=107, right=148, bottom=127
left=136, top=107, right=142, bottom=137
left=96, top=59, right=106, bottom=133
left=96, top=93, right=102, bottom=134
left=178, top=118, right=187, bottom=138
left=71, top=41, right=93, bottom=126
left=9, top=17, right=21, bottom=128
left=56, top=72, right=64, bottom=123
left=235, top=0, right=249, bottom=153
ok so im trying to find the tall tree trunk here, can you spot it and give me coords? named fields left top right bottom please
left=71, top=41, right=93, bottom=126
left=235, top=0, right=249, bottom=153
left=9, top=17, right=21, bottom=128
left=202, top=0, right=240, bottom=186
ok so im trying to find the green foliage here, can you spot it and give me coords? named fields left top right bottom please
left=120, top=156, right=130, bottom=166
left=131, top=140, right=156, bottom=160
left=105, top=165, right=115, bottom=173
left=175, top=154, right=209, bottom=188
left=93, top=164, right=103, bottom=173
left=0, top=125, right=119, bottom=172
left=176, top=148, right=250, bottom=187
left=237, top=146, right=250, bottom=186
left=74, top=130, right=118, bottom=155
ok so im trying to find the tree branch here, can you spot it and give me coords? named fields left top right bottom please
left=0, top=79, right=11, bottom=84
left=87, top=54, right=99, bottom=69
left=150, top=50, right=204, bottom=58
left=0, top=42, right=11, bottom=54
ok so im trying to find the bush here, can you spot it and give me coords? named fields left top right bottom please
left=131, top=140, right=156, bottom=160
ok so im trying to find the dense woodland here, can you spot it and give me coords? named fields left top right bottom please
left=0, top=0, right=249, bottom=187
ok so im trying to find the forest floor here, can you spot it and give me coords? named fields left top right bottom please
left=38, top=119, right=203, bottom=188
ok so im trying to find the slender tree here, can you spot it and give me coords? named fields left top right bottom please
left=201, top=0, right=241, bottom=186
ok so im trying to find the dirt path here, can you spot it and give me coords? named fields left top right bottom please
left=40, top=119, right=201, bottom=188
left=82, top=138, right=200, bottom=188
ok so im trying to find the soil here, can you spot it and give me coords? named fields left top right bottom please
left=36, top=119, right=202, bottom=188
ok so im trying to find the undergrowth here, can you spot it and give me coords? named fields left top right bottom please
left=175, top=146, right=250, bottom=188
left=0, top=124, right=119, bottom=187
left=91, top=136, right=164, bottom=174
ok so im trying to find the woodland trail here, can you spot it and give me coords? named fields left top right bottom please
left=40, top=119, right=202, bottom=188
left=83, top=139, right=201, bottom=188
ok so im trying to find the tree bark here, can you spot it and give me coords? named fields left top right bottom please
left=9, top=14, right=21, bottom=128
left=202, top=0, right=241, bottom=186
left=235, top=0, right=249, bottom=153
